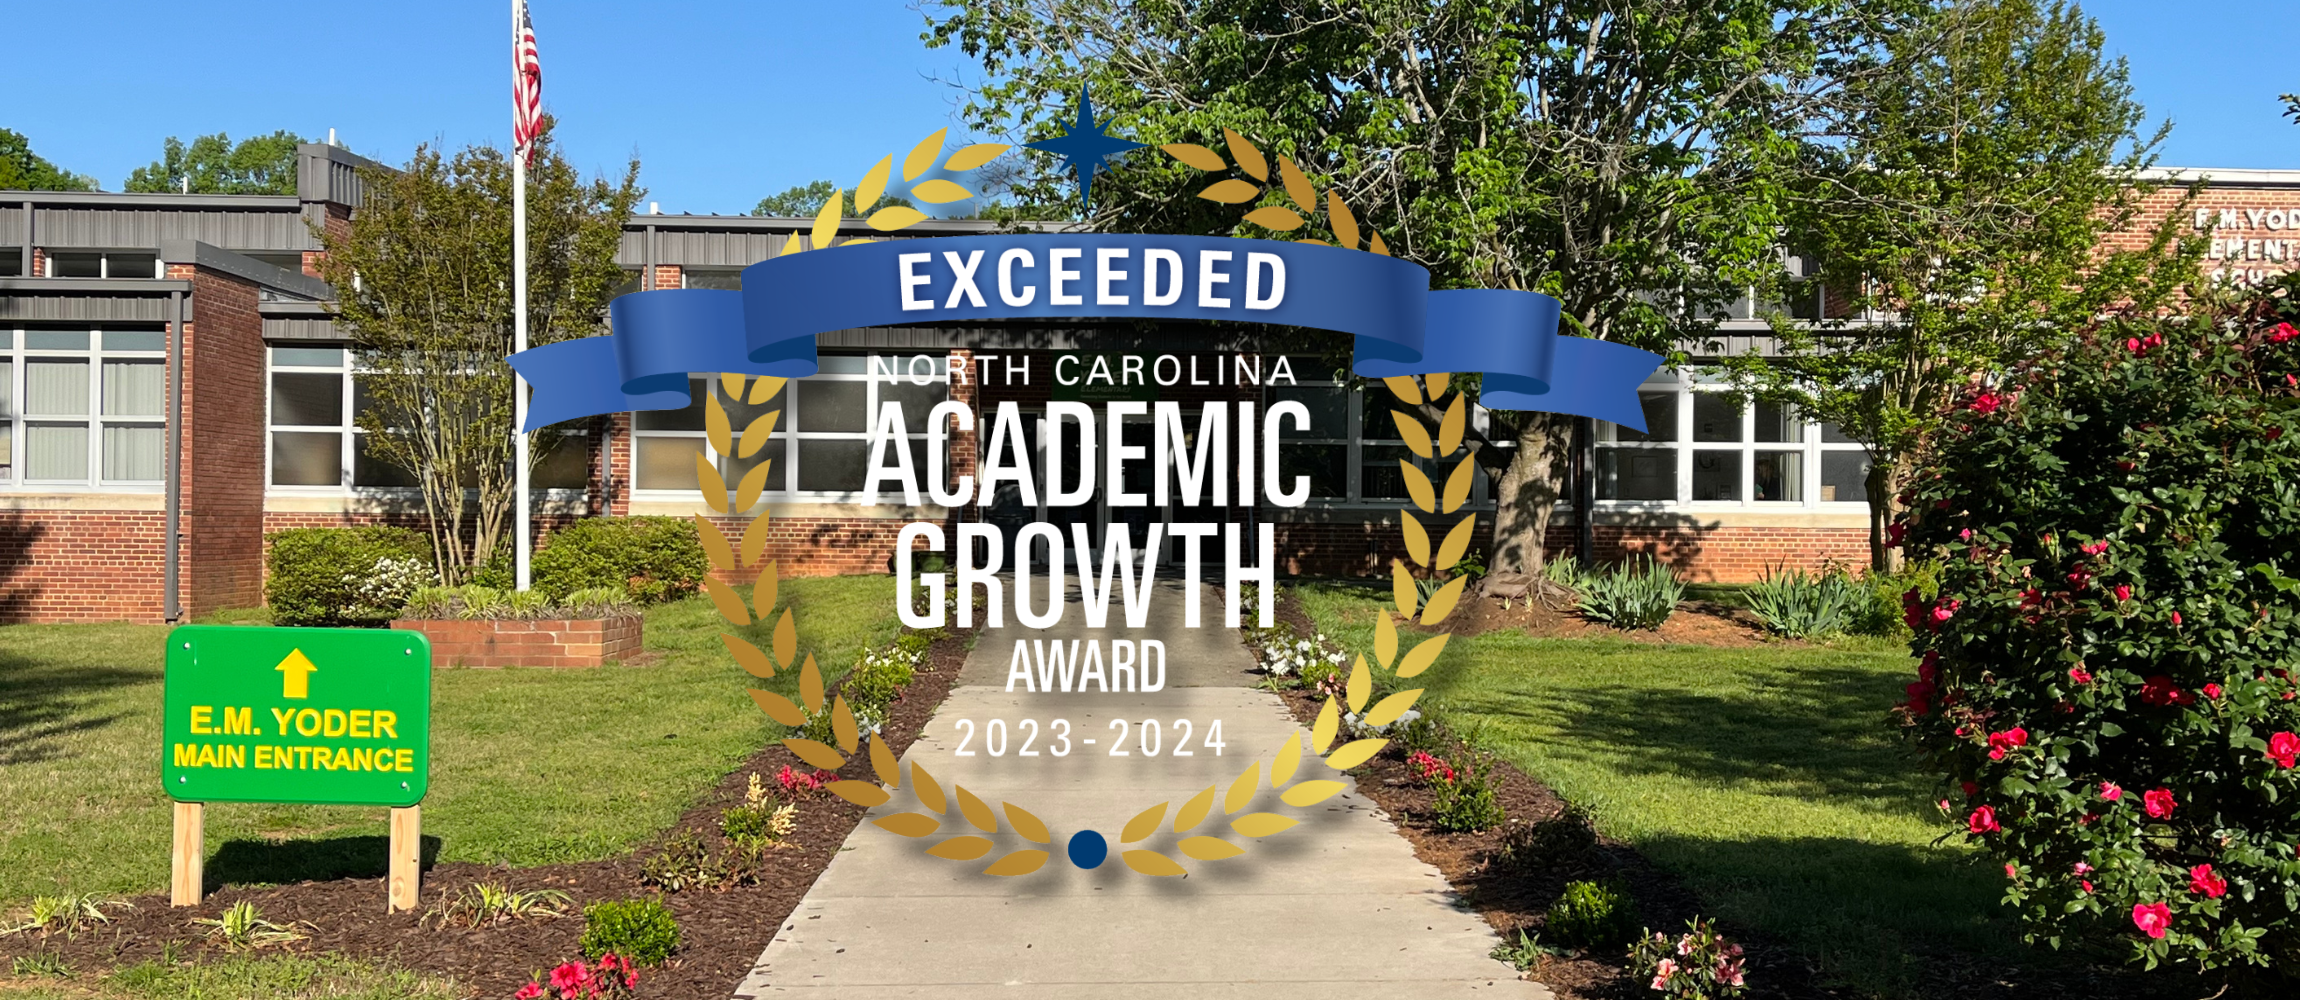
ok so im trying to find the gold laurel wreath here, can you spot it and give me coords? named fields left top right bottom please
left=709, top=128, right=1467, bottom=877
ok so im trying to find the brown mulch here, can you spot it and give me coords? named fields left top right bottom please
left=1444, top=588, right=1783, bottom=648
left=0, top=626, right=976, bottom=1000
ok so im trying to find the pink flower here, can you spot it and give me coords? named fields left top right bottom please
left=2133, top=903, right=2172, bottom=939
left=2189, top=864, right=2227, bottom=898
left=1677, top=934, right=1694, bottom=956
left=1651, top=957, right=1677, bottom=990
left=2172, top=611, right=2183, bottom=626
left=1986, top=727, right=2029, bottom=761
left=2100, top=782, right=2123, bottom=802
left=1968, top=805, right=2001, bottom=834
left=2067, top=567, right=2093, bottom=587
left=1971, top=393, right=2003, bottom=414
left=2004, top=862, right=2019, bottom=879
left=2069, top=666, right=2094, bottom=684
left=2081, top=540, right=2110, bottom=556
left=516, top=985, right=545, bottom=1000
left=548, top=962, right=590, bottom=997
left=2113, top=585, right=2132, bottom=602
left=2267, top=732, right=2300, bottom=769
left=1715, top=959, right=1746, bottom=987
left=1930, top=598, right=1961, bottom=626
left=2204, top=683, right=2223, bottom=700
left=2144, top=788, right=2176, bottom=819
left=2074, top=862, right=2094, bottom=875
left=2271, top=322, right=2299, bottom=343
left=2140, top=675, right=2193, bottom=707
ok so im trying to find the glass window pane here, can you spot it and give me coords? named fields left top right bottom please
left=103, top=361, right=164, bottom=417
left=50, top=252, right=101, bottom=278
left=533, top=434, right=590, bottom=489
left=635, top=436, right=707, bottom=490
left=106, top=255, right=156, bottom=279
left=633, top=378, right=707, bottom=431
left=1756, top=400, right=1802, bottom=443
left=1277, top=442, right=1345, bottom=499
left=1270, top=385, right=1347, bottom=439
left=0, top=330, right=12, bottom=348
left=272, top=372, right=343, bottom=426
left=102, top=424, right=163, bottom=480
left=26, top=359, right=89, bottom=415
left=870, top=354, right=946, bottom=377
left=103, top=330, right=165, bottom=352
left=1692, top=393, right=1743, bottom=443
left=611, top=270, right=641, bottom=297
left=720, top=438, right=785, bottom=500
left=797, top=438, right=869, bottom=493
left=722, top=376, right=787, bottom=430
left=26, top=330, right=89, bottom=351
left=271, top=431, right=341, bottom=486
left=796, top=379, right=869, bottom=434
left=0, top=358, right=11, bottom=414
left=1692, top=450, right=1741, bottom=501
left=815, top=355, right=870, bottom=375
left=1362, top=445, right=1442, bottom=501
left=271, top=346, right=343, bottom=367
left=1754, top=450, right=1804, bottom=502
left=879, top=378, right=948, bottom=422
left=1821, top=421, right=1856, bottom=444
left=1600, top=390, right=1677, bottom=443
left=1597, top=447, right=1675, bottom=501
left=683, top=268, right=742, bottom=291
left=353, top=435, right=419, bottom=487
left=26, top=423, right=88, bottom=480
left=0, top=423, right=11, bottom=480
left=1821, top=451, right=1871, bottom=503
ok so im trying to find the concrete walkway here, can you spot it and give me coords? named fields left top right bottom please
left=731, top=579, right=1548, bottom=998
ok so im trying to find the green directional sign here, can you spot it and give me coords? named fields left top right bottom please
left=162, top=626, right=431, bottom=807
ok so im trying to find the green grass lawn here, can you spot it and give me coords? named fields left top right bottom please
left=1295, top=583, right=2012, bottom=998
left=4, top=955, right=459, bottom=1000
left=0, top=577, right=898, bottom=905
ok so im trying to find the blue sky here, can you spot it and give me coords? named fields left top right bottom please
left=6, top=1, right=2296, bottom=215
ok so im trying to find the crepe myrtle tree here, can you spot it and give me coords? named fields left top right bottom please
left=316, top=119, right=641, bottom=584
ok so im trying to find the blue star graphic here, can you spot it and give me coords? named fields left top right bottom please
left=1026, top=85, right=1146, bottom=211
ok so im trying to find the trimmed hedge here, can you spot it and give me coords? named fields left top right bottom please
left=265, top=527, right=434, bottom=626
left=532, top=517, right=711, bottom=605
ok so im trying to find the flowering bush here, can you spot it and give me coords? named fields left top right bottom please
left=1245, top=622, right=1349, bottom=687
left=515, top=953, right=638, bottom=999
left=775, top=764, right=835, bottom=800
left=1896, top=296, right=2300, bottom=979
left=1629, top=918, right=1747, bottom=999
left=1408, top=750, right=1456, bottom=785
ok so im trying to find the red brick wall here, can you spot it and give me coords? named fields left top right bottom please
left=2107, top=183, right=2300, bottom=288
left=390, top=615, right=642, bottom=668
left=181, top=268, right=268, bottom=616
left=0, top=509, right=168, bottom=622
left=1273, top=516, right=1868, bottom=583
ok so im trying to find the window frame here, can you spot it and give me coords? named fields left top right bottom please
left=1593, top=370, right=1872, bottom=511
left=0, top=326, right=168, bottom=491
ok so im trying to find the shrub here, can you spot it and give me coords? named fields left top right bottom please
left=1630, top=917, right=1748, bottom=998
left=1429, top=753, right=1505, bottom=832
left=1897, top=300, right=2300, bottom=979
left=721, top=773, right=797, bottom=848
left=532, top=517, right=710, bottom=604
left=264, top=526, right=433, bottom=626
left=1744, top=563, right=1867, bottom=638
left=1575, top=556, right=1685, bottom=630
left=579, top=898, right=679, bottom=967
left=1543, top=879, right=1637, bottom=950
left=1851, top=559, right=1940, bottom=637
left=844, top=646, right=918, bottom=711
left=638, top=830, right=729, bottom=893
left=399, top=583, right=637, bottom=621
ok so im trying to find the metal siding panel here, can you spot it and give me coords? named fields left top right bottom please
left=0, top=295, right=170, bottom=322
left=0, top=205, right=21, bottom=245
left=37, top=206, right=309, bottom=250
left=263, top=317, right=341, bottom=340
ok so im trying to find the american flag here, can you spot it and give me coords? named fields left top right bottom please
left=512, top=0, right=543, bottom=165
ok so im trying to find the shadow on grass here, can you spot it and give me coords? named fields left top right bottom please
left=0, top=644, right=149, bottom=767
left=206, top=834, right=442, bottom=892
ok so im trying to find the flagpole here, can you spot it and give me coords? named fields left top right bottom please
left=512, top=0, right=532, bottom=593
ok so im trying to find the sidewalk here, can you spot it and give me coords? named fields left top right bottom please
left=730, top=580, right=1549, bottom=998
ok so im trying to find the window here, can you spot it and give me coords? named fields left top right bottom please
left=47, top=252, right=157, bottom=279
left=267, top=346, right=589, bottom=492
left=0, top=327, right=166, bottom=488
left=683, top=268, right=742, bottom=291
left=630, top=354, right=949, bottom=504
left=1269, top=364, right=1348, bottom=501
left=1594, top=372, right=1868, bottom=508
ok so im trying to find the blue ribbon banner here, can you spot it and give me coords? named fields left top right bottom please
left=508, top=234, right=1662, bottom=431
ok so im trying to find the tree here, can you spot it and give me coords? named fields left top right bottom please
left=924, top=0, right=1920, bottom=582
left=1724, top=0, right=2193, bottom=571
left=0, top=129, right=96, bottom=191
left=315, top=120, right=642, bottom=584
left=752, top=179, right=913, bottom=217
left=125, top=130, right=306, bottom=195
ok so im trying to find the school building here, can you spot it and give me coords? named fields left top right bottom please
left=2, top=145, right=2294, bottom=622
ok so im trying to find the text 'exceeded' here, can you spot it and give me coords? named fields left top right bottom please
left=897, top=248, right=1287, bottom=313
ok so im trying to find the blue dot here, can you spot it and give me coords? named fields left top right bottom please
left=1066, top=829, right=1108, bottom=869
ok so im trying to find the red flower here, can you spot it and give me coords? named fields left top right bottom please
left=2081, top=540, right=2109, bottom=556
left=2067, top=567, right=2094, bottom=587
left=2139, top=675, right=2193, bottom=707
left=2082, top=880, right=2094, bottom=894
left=1961, top=780, right=1979, bottom=797
left=516, top=985, right=545, bottom=1000
left=2203, top=683, right=2223, bottom=700
left=1971, top=393, right=2003, bottom=414
left=1902, top=680, right=1936, bottom=715
left=2172, top=611, right=2183, bottom=626
left=1986, top=727, right=2029, bottom=761
left=2133, top=904, right=2171, bottom=939
left=1887, top=522, right=1906, bottom=548
left=2113, top=585, right=2132, bottom=602
left=1930, top=598, right=1961, bottom=627
left=2144, top=788, right=2177, bottom=819
left=2271, top=322, right=2298, bottom=343
left=2126, top=337, right=2142, bottom=352
left=2004, top=862, right=2019, bottom=879
left=2069, top=665, right=2094, bottom=684
left=1968, top=805, right=2001, bottom=834
left=549, top=962, right=591, bottom=997
left=2268, top=731, right=2300, bottom=769
left=2189, top=864, right=2228, bottom=898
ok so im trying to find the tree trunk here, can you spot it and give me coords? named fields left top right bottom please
left=1486, top=412, right=1571, bottom=591
left=1863, top=450, right=1912, bottom=574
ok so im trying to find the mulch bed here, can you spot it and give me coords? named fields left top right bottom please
left=0, top=625, right=976, bottom=1000
left=1261, top=591, right=2205, bottom=1000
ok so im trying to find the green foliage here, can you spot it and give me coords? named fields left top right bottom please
left=580, top=897, right=680, bottom=967
left=1631, top=917, right=1749, bottom=998
left=420, top=882, right=569, bottom=929
left=844, top=647, right=918, bottom=711
left=1488, top=927, right=1566, bottom=971
left=532, top=517, right=711, bottom=605
left=1852, top=560, right=1940, bottom=637
left=1429, top=755, right=1505, bottom=833
left=103, top=954, right=463, bottom=1000
left=1899, top=286, right=2300, bottom=979
left=263, top=527, right=433, bottom=626
left=637, top=829, right=731, bottom=893
left=193, top=901, right=303, bottom=951
left=1574, top=557, right=1685, bottom=630
left=124, top=131, right=305, bottom=195
left=752, top=179, right=914, bottom=217
left=0, top=128, right=96, bottom=191
left=1745, top=564, right=1867, bottom=638
left=1544, top=879, right=1638, bottom=950
left=10, top=950, right=69, bottom=978
left=4, top=892, right=129, bottom=937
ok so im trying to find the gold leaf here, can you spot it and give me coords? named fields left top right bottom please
left=723, top=633, right=773, bottom=679
left=696, top=454, right=729, bottom=514
left=735, top=460, right=772, bottom=512
left=1122, top=802, right=1168, bottom=844
left=1177, top=836, right=1245, bottom=860
left=1122, top=850, right=1188, bottom=877
left=854, top=155, right=893, bottom=216
left=944, top=143, right=1010, bottom=171
left=738, top=411, right=780, bottom=458
left=831, top=695, right=859, bottom=754
left=1438, top=396, right=1466, bottom=454
left=747, top=689, right=806, bottom=727
left=1005, top=803, right=1051, bottom=845
left=927, top=835, right=992, bottom=861
left=873, top=812, right=940, bottom=838
left=1400, top=461, right=1436, bottom=513
left=1280, top=780, right=1347, bottom=807
left=867, top=206, right=929, bottom=231
left=773, top=609, right=796, bottom=667
left=694, top=515, right=735, bottom=571
left=703, top=577, right=750, bottom=626
left=1402, top=510, right=1430, bottom=567
left=869, top=734, right=900, bottom=788
left=784, top=738, right=846, bottom=771
left=911, top=762, right=947, bottom=814
left=1224, top=762, right=1262, bottom=815
left=706, top=392, right=733, bottom=454
left=1364, top=689, right=1423, bottom=727
left=748, top=376, right=785, bottom=405
left=956, top=786, right=999, bottom=833
left=1174, top=785, right=1217, bottom=833
left=1392, top=560, right=1419, bottom=621
left=1425, top=373, right=1448, bottom=401
left=909, top=179, right=972, bottom=204
left=719, top=372, right=746, bottom=401
left=1328, top=191, right=1359, bottom=250
left=1312, top=697, right=1340, bottom=754
left=1294, top=238, right=1327, bottom=246
left=1381, top=375, right=1423, bottom=406
left=754, top=562, right=781, bottom=617
left=778, top=236, right=804, bottom=257
left=743, top=517, right=774, bottom=570
left=1277, top=156, right=1316, bottom=212
left=1347, top=654, right=1370, bottom=714
left=1436, top=514, right=1477, bottom=570
left=1442, top=456, right=1475, bottom=514
left=1391, top=410, right=1434, bottom=459
left=826, top=780, right=889, bottom=808
left=1398, top=633, right=1450, bottom=678
left=1230, top=813, right=1298, bottom=838
left=1375, top=610, right=1398, bottom=669
left=1271, top=733, right=1303, bottom=786
left=1197, top=178, right=1262, bottom=204
left=1223, top=129, right=1267, bottom=181
left=903, top=128, right=948, bottom=181
left=1370, top=231, right=1390, bottom=256
left=1324, top=738, right=1387, bottom=771
left=811, top=194, right=842, bottom=251
left=798, top=650, right=822, bottom=711
left=982, top=849, right=1049, bottom=876
left=1421, top=576, right=1468, bottom=625
left=1162, top=143, right=1226, bottom=171
left=1242, top=206, right=1304, bottom=231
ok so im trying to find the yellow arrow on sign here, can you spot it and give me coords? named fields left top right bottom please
left=275, top=649, right=318, bottom=699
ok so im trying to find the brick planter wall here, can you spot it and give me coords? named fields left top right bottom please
left=389, top=616, right=644, bottom=668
